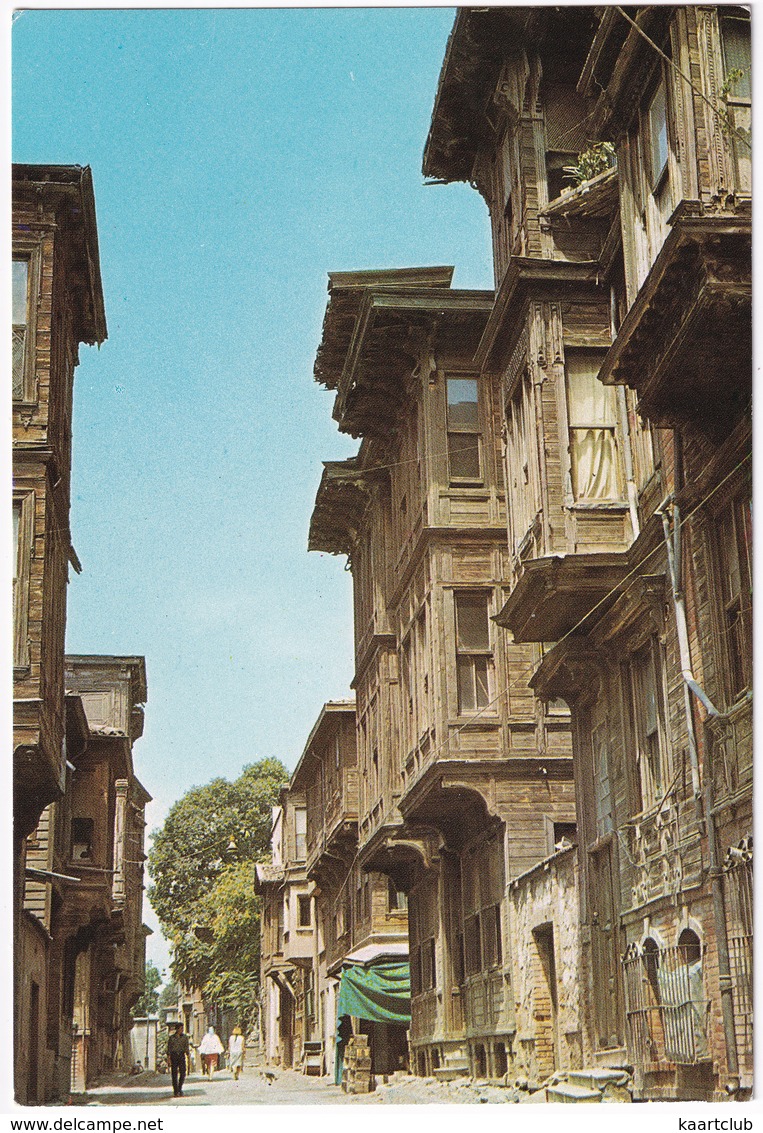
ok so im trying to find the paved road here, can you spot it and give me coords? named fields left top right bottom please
left=75, top=1051, right=476, bottom=1105
left=81, top=1058, right=375, bottom=1106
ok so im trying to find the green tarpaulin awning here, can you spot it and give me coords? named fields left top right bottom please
left=335, top=960, right=411, bottom=1083
left=337, top=960, right=411, bottom=1026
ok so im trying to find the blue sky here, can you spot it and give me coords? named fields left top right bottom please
left=12, top=7, right=493, bottom=975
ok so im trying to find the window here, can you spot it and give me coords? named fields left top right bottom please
left=12, top=258, right=31, bottom=401
left=447, top=378, right=482, bottom=484
left=647, top=82, right=669, bottom=189
left=625, top=642, right=668, bottom=810
left=294, top=807, right=307, bottom=861
left=455, top=592, right=492, bottom=713
left=297, top=894, right=312, bottom=929
left=593, top=724, right=613, bottom=838
left=481, top=904, right=502, bottom=969
left=13, top=499, right=32, bottom=668
left=464, top=914, right=482, bottom=976
left=640, top=73, right=676, bottom=264
left=387, top=878, right=408, bottom=912
left=565, top=351, right=621, bottom=501
left=720, top=12, right=751, bottom=193
left=71, top=818, right=94, bottom=861
left=717, top=496, right=752, bottom=699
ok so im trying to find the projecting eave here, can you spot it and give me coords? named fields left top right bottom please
left=13, top=164, right=107, bottom=345
left=494, top=552, right=629, bottom=643
left=315, top=267, right=455, bottom=391
left=333, top=287, right=494, bottom=439
left=423, top=8, right=526, bottom=183
left=475, top=258, right=603, bottom=378
left=290, top=699, right=356, bottom=791
left=308, top=459, right=371, bottom=558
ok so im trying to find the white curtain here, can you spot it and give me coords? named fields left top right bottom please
left=566, top=353, right=620, bottom=500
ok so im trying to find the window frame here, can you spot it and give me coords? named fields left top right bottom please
left=297, top=893, right=312, bottom=929
left=446, top=376, right=483, bottom=487
left=12, top=246, right=40, bottom=405
left=13, top=491, right=34, bottom=671
left=564, top=348, right=623, bottom=504
left=294, top=806, right=307, bottom=862
left=714, top=493, right=752, bottom=702
left=623, top=638, right=670, bottom=813
left=453, top=590, right=493, bottom=715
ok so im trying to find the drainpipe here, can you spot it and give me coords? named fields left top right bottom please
left=656, top=493, right=740, bottom=1092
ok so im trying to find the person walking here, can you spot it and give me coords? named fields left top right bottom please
left=199, top=1026, right=224, bottom=1076
left=167, top=1023, right=191, bottom=1097
left=228, top=1026, right=245, bottom=1082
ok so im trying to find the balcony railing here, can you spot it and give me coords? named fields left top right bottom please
left=623, top=942, right=710, bottom=1066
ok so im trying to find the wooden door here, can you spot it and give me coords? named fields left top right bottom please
left=589, top=844, right=624, bottom=1049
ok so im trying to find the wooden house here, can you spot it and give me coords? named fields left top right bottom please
left=255, top=791, right=315, bottom=1070
left=12, top=164, right=107, bottom=1105
left=310, top=267, right=576, bottom=1080
left=291, top=699, right=409, bottom=1080
left=19, top=656, right=150, bottom=1100
left=424, top=6, right=751, bottom=1100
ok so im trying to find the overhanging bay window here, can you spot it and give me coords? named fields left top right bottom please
left=454, top=592, right=492, bottom=713
left=447, top=378, right=482, bottom=485
left=565, top=350, right=621, bottom=501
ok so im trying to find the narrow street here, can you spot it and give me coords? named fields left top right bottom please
left=76, top=1052, right=496, bottom=1106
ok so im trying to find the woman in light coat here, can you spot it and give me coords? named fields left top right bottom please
left=228, top=1026, right=245, bottom=1081
left=199, top=1026, right=224, bottom=1075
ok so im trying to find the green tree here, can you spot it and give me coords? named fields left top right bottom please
left=147, top=757, right=288, bottom=995
left=132, top=960, right=163, bottom=1017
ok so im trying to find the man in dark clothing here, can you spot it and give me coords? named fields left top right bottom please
left=167, top=1024, right=191, bottom=1097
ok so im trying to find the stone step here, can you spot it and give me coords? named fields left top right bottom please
left=567, top=1068, right=629, bottom=1089
left=546, top=1082, right=603, bottom=1103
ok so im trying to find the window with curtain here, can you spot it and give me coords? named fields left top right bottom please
left=294, top=807, right=307, bottom=861
left=565, top=351, right=621, bottom=501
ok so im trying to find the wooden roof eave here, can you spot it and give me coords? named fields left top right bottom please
left=308, top=460, right=372, bottom=557
left=598, top=206, right=753, bottom=391
left=423, top=8, right=533, bottom=183
left=12, top=164, right=107, bottom=346
left=333, top=288, right=493, bottom=438
left=475, top=259, right=603, bottom=380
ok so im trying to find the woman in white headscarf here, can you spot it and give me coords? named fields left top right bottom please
left=199, top=1026, right=224, bottom=1075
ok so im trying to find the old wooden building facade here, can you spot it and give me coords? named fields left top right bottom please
left=423, top=5, right=751, bottom=1101
left=258, top=701, right=411, bottom=1079
left=13, top=166, right=152, bottom=1104
left=308, top=267, right=578, bottom=1081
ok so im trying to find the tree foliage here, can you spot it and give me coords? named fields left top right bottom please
left=147, top=757, right=288, bottom=1000
left=132, top=960, right=163, bottom=1017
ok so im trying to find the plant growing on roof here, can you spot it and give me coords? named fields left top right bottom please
left=563, top=141, right=617, bottom=187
